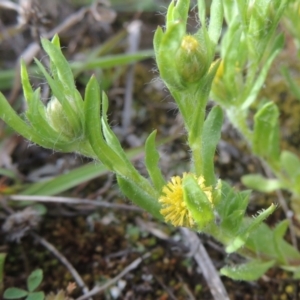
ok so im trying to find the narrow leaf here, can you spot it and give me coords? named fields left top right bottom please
left=201, top=106, right=223, bottom=186
left=174, top=0, right=189, bottom=25
left=226, top=204, right=276, bottom=253
left=145, top=130, right=166, bottom=192
left=221, top=260, right=275, bottom=281
left=0, top=93, right=42, bottom=145
left=273, top=220, right=290, bottom=264
left=41, top=37, right=75, bottom=93
left=0, top=253, right=6, bottom=292
left=242, top=174, right=282, bottom=192
left=253, top=102, right=280, bottom=159
left=71, top=50, right=154, bottom=70
left=208, top=0, right=223, bottom=45
left=242, top=38, right=283, bottom=110
left=117, top=175, right=162, bottom=220
left=153, top=26, right=164, bottom=53
left=20, top=60, right=34, bottom=102
left=101, top=92, right=129, bottom=162
left=280, top=151, right=300, bottom=179
left=34, top=59, right=81, bottom=136
left=183, top=175, right=214, bottom=230
left=282, top=66, right=300, bottom=100
left=84, top=76, right=128, bottom=174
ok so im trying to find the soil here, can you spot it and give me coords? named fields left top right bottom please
left=1, top=1, right=300, bottom=299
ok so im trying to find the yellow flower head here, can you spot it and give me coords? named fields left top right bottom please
left=180, top=35, right=199, bottom=54
left=159, top=173, right=213, bottom=228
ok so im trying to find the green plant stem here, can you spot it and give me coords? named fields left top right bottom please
left=190, top=141, right=203, bottom=176
left=187, top=97, right=206, bottom=177
left=227, top=107, right=252, bottom=143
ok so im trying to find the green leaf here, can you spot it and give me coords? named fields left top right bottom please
left=101, top=92, right=151, bottom=188
left=0, top=168, right=16, bottom=179
left=117, top=175, right=162, bottom=220
left=20, top=60, right=34, bottom=102
left=242, top=174, right=282, bottom=192
left=236, top=0, right=248, bottom=31
left=252, top=102, right=280, bottom=160
left=34, top=59, right=81, bottom=138
left=25, top=90, right=68, bottom=146
left=223, top=0, right=237, bottom=23
left=25, top=292, right=44, bottom=300
left=208, top=0, right=223, bottom=45
left=226, top=204, right=276, bottom=253
left=20, top=163, right=107, bottom=196
left=21, top=145, right=149, bottom=196
left=41, top=36, right=76, bottom=94
left=246, top=222, right=300, bottom=266
left=183, top=175, right=214, bottom=230
left=153, top=26, right=164, bottom=53
left=156, top=23, right=184, bottom=90
left=27, top=269, right=43, bottom=292
left=220, top=260, right=275, bottom=281
left=242, top=35, right=284, bottom=109
left=0, top=253, right=6, bottom=293
left=201, top=106, right=223, bottom=185
left=0, top=93, right=55, bottom=149
left=166, top=0, right=175, bottom=27
left=145, top=130, right=166, bottom=192
left=294, top=269, right=300, bottom=279
left=280, top=151, right=300, bottom=179
left=71, top=50, right=154, bottom=70
left=197, top=0, right=206, bottom=28
left=281, top=66, right=300, bottom=100
left=219, top=190, right=251, bottom=248
left=84, top=76, right=127, bottom=174
left=274, top=220, right=290, bottom=239
left=217, top=182, right=249, bottom=232
left=101, top=92, right=129, bottom=163
left=174, top=0, right=189, bottom=25
left=273, top=220, right=290, bottom=264
left=51, top=34, right=60, bottom=48
left=4, top=288, right=28, bottom=299
left=294, top=174, right=300, bottom=195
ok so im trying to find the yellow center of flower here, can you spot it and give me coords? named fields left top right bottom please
left=159, top=173, right=213, bottom=228
left=180, top=35, right=199, bottom=54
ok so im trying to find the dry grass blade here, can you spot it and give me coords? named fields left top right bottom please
left=31, top=232, right=90, bottom=298
left=180, top=228, right=230, bottom=300
left=7, top=195, right=143, bottom=211
left=76, top=252, right=151, bottom=300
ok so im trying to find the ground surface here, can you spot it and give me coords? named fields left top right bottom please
left=1, top=1, right=300, bottom=299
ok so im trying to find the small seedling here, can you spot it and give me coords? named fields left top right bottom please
left=3, top=269, right=44, bottom=300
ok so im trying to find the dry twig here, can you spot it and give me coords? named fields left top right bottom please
left=0, top=0, right=20, bottom=12
left=180, top=228, right=230, bottom=300
left=76, top=252, right=151, bottom=300
left=8, top=195, right=143, bottom=212
left=31, top=232, right=90, bottom=297
left=121, top=20, right=142, bottom=140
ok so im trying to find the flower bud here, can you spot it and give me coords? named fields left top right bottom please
left=175, top=35, right=208, bottom=85
left=46, top=97, right=77, bottom=139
